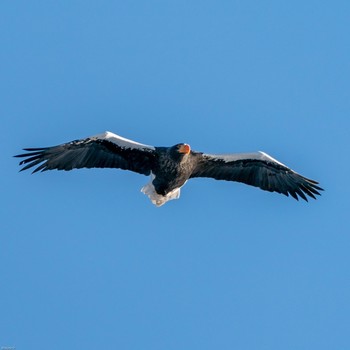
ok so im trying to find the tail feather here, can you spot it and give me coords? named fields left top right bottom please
left=141, top=180, right=181, bottom=207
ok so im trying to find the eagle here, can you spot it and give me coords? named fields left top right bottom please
left=15, top=131, right=323, bottom=206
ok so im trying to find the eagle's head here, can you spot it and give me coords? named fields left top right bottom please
left=168, top=143, right=191, bottom=160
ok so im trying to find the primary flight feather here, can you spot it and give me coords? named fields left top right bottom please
left=15, top=131, right=323, bottom=206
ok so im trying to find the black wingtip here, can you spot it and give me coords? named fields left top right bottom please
left=15, top=148, right=47, bottom=173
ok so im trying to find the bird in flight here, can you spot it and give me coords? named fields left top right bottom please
left=15, top=131, right=323, bottom=206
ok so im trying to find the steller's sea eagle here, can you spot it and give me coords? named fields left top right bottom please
left=15, top=131, right=323, bottom=206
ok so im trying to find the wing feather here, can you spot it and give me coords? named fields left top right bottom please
left=190, top=151, right=323, bottom=201
left=15, top=131, right=156, bottom=175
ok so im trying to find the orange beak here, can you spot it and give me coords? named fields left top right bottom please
left=178, top=144, right=191, bottom=154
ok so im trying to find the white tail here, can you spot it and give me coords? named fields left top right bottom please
left=141, top=175, right=182, bottom=207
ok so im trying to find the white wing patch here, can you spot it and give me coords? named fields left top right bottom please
left=258, top=151, right=289, bottom=168
left=93, top=131, right=155, bottom=150
left=207, top=151, right=290, bottom=169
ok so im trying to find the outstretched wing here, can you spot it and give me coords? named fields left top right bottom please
left=15, top=131, right=157, bottom=176
left=190, top=151, right=323, bottom=201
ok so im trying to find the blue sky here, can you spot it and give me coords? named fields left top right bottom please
left=1, top=1, right=349, bottom=349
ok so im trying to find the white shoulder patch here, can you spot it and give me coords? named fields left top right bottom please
left=205, top=152, right=266, bottom=163
left=93, top=131, right=155, bottom=150
left=258, top=151, right=289, bottom=168
left=206, top=151, right=289, bottom=169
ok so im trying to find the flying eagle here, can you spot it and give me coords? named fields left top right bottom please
left=15, top=131, right=323, bottom=206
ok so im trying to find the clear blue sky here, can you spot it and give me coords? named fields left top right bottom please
left=1, top=1, right=349, bottom=349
